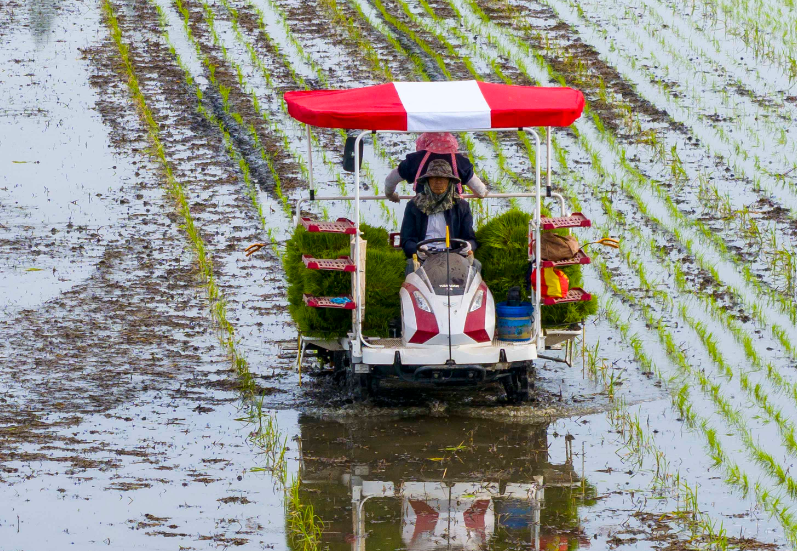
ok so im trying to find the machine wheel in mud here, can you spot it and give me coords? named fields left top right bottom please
left=502, top=361, right=535, bottom=403
left=347, top=371, right=378, bottom=401
left=332, top=350, right=349, bottom=385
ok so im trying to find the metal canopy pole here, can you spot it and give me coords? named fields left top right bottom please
left=525, top=128, right=543, bottom=351
left=306, top=125, right=315, bottom=201
left=546, top=127, right=552, bottom=198
left=351, top=130, right=370, bottom=362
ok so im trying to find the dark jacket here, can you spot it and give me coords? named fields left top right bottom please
left=400, top=199, right=478, bottom=258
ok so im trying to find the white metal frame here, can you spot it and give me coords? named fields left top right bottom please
left=300, top=126, right=562, bottom=362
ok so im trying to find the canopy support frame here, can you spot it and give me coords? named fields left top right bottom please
left=301, top=127, right=556, bottom=360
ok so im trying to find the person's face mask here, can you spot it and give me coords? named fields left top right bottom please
left=428, top=176, right=450, bottom=195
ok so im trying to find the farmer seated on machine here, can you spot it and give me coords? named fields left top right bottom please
left=384, top=132, right=488, bottom=202
left=400, top=159, right=480, bottom=275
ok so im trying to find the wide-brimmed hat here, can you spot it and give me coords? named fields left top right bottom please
left=416, top=159, right=461, bottom=185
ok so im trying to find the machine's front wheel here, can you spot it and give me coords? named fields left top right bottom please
left=504, top=361, right=535, bottom=403
left=347, top=370, right=378, bottom=401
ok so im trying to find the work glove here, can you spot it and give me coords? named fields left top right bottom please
left=386, top=191, right=400, bottom=203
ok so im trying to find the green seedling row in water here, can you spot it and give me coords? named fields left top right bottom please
left=170, top=0, right=293, bottom=218
left=453, top=0, right=797, bottom=326
left=101, top=0, right=255, bottom=393
left=237, top=397, right=289, bottom=482
left=206, top=0, right=391, bottom=222
left=601, top=288, right=797, bottom=544
left=600, top=195, right=797, bottom=461
left=246, top=0, right=401, bottom=178
left=285, top=475, right=324, bottom=551
left=595, top=256, right=797, bottom=504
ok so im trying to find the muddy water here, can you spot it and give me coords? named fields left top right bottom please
left=295, top=415, right=587, bottom=551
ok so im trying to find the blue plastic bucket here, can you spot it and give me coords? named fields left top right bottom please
left=495, top=301, right=534, bottom=342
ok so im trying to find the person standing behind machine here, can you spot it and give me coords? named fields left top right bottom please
left=399, top=159, right=481, bottom=275
left=384, top=132, right=488, bottom=202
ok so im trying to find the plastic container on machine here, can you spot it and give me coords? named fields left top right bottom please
left=495, top=302, right=534, bottom=342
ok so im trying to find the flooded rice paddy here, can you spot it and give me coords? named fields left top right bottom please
left=2, top=0, right=797, bottom=548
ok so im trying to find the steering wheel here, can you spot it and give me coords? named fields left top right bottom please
left=415, top=237, right=470, bottom=260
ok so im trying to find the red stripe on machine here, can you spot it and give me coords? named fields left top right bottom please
left=403, top=283, right=439, bottom=344
left=464, top=283, right=490, bottom=343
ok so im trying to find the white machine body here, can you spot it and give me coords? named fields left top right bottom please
left=399, top=253, right=495, bottom=347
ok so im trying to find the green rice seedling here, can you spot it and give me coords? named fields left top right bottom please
left=285, top=476, right=324, bottom=551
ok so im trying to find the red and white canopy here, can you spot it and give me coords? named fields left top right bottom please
left=284, top=81, right=584, bottom=131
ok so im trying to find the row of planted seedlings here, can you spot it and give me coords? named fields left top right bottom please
left=668, top=0, right=797, bottom=75
left=595, top=256, right=797, bottom=524
left=540, top=0, right=797, bottom=218
left=598, top=234, right=797, bottom=493
left=169, top=0, right=306, bottom=208
left=447, top=0, right=797, bottom=357
left=314, top=0, right=788, bottom=533
left=145, top=1, right=324, bottom=546
left=101, top=0, right=256, bottom=391
left=187, top=0, right=406, bottom=231
left=99, top=12, right=314, bottom=545
left=105, top=3, right=305, bottom=533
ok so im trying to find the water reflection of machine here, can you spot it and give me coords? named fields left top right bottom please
left=295, top=415, right=589, bottom=551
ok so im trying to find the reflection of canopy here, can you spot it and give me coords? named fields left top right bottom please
left=284, top=81, right=585, bottom=131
